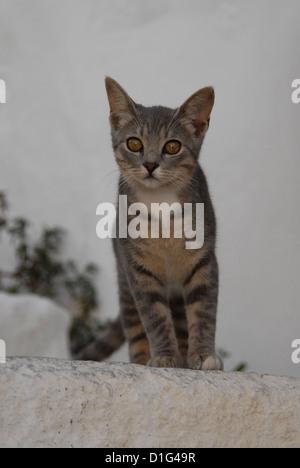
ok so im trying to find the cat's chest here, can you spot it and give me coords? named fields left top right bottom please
left=135, top=187, right=180, bottom=211
left=135, top=186, right=185, bottom=258
left=129, top=187, right=196, bottom=283
left=141, top=234, right=192, bottom=286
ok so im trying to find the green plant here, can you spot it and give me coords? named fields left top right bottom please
left=218, top=348, right=248, bottom=372
left=0, top=191, right=103, bottom=353
left=70, top=316, right=111, bottom=356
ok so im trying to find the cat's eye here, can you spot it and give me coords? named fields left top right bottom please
left=164, top=140, right=181, bottom=155
left=127, top=138, right=143, bottom=153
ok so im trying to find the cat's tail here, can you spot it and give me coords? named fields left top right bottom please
left=75, top=315, right=125, bottom=362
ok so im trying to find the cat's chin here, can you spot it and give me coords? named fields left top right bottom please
left=140, top=177, right=162, bottom=189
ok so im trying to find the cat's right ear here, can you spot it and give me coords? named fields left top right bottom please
left=175, top=87, right=215, bottom=138
left=105, top=77, right=137, bottom=130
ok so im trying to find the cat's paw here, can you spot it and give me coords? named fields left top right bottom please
left=148, top=354, right=183, bottom=368
left=188, top=353, right=223, bottom=371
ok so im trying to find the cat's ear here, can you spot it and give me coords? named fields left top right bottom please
left=176, top=87, right=215, bottom=137
left=105, top=77, right=137, bottom=130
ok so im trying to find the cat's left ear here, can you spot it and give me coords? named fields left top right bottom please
left=176, top=87, right=215, bottom=138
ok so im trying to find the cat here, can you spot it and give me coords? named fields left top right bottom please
left=78, top=77, right=223, bottom=370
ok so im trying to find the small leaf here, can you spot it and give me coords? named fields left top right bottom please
left=234, top=363, right=248, bottom=372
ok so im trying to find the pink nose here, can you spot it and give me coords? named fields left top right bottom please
left=144, top=163, right=159, bottom=175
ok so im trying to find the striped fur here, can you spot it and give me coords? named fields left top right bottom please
left=79, top=78, right=223, bottom=370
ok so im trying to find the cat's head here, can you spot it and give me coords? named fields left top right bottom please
left=105, top=77, right=214, bottom=191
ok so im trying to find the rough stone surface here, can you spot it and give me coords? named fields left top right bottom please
left=0, top=358, right=299, bottom=448
left=0, top=293, right=71, bottom=359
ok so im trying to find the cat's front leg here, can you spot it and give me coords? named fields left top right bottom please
left=129, top=275, right=182, bottom=368
left=183, top=253, right=223, bottom=371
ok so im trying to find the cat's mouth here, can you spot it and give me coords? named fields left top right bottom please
left=122, top=169, right=163, bottom=189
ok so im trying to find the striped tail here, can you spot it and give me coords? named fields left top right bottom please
left=75, top=315, right=125, bottom=361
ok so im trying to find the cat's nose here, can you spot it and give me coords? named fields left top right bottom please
left=144, top=162, right=159, bottom=176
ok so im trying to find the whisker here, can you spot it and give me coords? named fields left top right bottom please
left=99, top=169, right=121, bottom=194
left=161, top=170, right=200, bottom=196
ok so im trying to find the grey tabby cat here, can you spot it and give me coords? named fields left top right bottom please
left=79, top=77, right=223, bottom=370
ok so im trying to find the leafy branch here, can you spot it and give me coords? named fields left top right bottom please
left=0, top=192, right=102, bottom=351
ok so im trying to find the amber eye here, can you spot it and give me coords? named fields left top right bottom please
left=164, top=140, right=181, bottom=155
left=127, top=138, right=143, bottom=153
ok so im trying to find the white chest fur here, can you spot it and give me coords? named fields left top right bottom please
left=136, top=186, right=180, bottom=211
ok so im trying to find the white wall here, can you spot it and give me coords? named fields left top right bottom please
left=0, top=0, right=299, bottom=377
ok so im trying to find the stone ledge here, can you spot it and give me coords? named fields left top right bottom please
left=0, top=358, right=299, bottom=448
